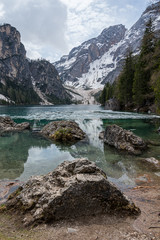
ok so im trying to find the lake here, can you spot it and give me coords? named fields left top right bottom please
left=0, top=104, right=160, bottom=190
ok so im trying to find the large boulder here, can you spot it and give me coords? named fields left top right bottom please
left=0, top=116, right=30, bottom=133
left=41, top=120, right=86, bottom=143
left=7, top=158, right=140, bottom=226
left=104, top=124, right=147, bottom=155
left=105, top=98, right=120, bottom=111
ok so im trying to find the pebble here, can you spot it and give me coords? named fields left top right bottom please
left=67, top=228, right=78, bottom=233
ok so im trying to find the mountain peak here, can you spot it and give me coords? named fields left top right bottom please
left=54, top=2, right=160, bottom=90
left=144, top=1, right=160, bottom=14
left=55, top=24, right=127, bottom=89
left=101, top=24, right=126, bottom=36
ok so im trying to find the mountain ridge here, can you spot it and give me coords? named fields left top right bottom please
left=54, top=1, right=160, bottom=90
left=0, top=24, right=71, bottom=105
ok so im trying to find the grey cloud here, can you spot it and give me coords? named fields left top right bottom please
left=0, top=0, right=68, bottom=51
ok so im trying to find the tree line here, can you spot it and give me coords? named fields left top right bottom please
left=0, top=78, right=40, bottom=104
left=99, top=19, right=160, bottom=113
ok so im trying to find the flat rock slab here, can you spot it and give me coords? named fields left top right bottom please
left=7, top=158, right=140, bottom=226
left=41, top=120, right=86, bottom=143
left=104, top=124, right=147, bottom=155
left=0, top=116, right=30, bottom=133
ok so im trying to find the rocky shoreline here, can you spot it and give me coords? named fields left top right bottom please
left=0, top=180, right=159, bottom=240
left=0, top=116, right=30, bottom=134
left=0, top=116, right=160, bottom=239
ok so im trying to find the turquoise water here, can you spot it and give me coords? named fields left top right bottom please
left=0, top=105, right=160, bottom=189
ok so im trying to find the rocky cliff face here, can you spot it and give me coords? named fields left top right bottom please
left=55, top=25, right=126, bottom=89
left=0, top=24, right=71, bottom=105
left=0, top=24, right=32, bottom=88
left=29, top=60, right=71, bottom=104
left=54, top=2, right=160, bottom=89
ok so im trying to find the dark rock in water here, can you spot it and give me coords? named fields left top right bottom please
left=104, top=124, right=147, bottom=155
left=7, top=158, right=140, bottom=226
left=0, top=116, right=30, bottom=133
left=41, top=120, right=86, bottom=143
left=105, top=98, right=120, bottom=111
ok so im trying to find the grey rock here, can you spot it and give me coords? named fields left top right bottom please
left=105, top=98, right=120, bottom=111
left=0, top=116, right=30, bottom=132
left=104, top=124, right=147, bottom=155
left=7, top=158, right=140, bottom=226
left=140, top=157, right=160, bottom=170
left=41, top=120, right=86, bottom=143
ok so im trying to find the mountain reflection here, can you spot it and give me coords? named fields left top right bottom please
left=0, top=131, right=51, bottom=179
left=0, top=117, right=159, bottom=189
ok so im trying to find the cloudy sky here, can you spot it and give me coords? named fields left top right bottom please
left=0, top=0, right=154, bottom=62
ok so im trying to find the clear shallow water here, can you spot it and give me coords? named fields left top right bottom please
left=0, top=105, right=160, bottom=189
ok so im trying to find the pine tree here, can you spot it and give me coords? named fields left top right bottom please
left=141, top=18, right=155, bottom=56
left=117, top=51, right=135, bottom=105
left=151, top=40, right=160, bottom=112
left=99, top=82, right=114, bottom=105
left=133, top=18, right=155, bottom=106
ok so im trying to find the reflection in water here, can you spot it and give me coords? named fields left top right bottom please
left=0, top=131, right=51, bottom=179
left=0, top=108, right=160, bottom=189
left=19, top=144, right=74, bottom=181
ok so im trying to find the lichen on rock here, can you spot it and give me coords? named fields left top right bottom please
left=41, top=120, right=86, bottom=143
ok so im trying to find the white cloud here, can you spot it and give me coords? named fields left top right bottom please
left=0, top=0, right=68, bottom=60
left=0, top=3, right=5, bottom=18
left=0, top=0, right=150, bottom=61
left=60, top=0, right=94, bottom=10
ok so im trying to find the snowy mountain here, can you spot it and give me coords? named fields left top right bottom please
left=54, top=1, right=160, bottom=90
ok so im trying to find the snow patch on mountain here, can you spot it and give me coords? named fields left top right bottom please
left=66, top=42, right=122, bottom=89
left=55, top=2, right=160, bottom=90
left=0, top=94, right=14, bottom=103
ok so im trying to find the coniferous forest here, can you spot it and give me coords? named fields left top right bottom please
left=99, top=19, right=160, bottom=113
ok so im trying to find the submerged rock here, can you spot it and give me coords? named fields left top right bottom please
left=0, top=116, right=30, bottom=133
left=41, top=120, right=86, bottom=143
left=7, top=158, right=140, bottom=226
left=104, top=124, right=147, bottom=155
left=140, top=157, right=160, bottom=170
